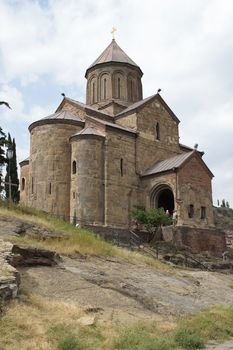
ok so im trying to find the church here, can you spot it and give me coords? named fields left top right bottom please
left=20, top=38, right=215, bottom=230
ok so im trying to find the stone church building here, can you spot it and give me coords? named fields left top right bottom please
left=20, top=39, right=215, bottom=230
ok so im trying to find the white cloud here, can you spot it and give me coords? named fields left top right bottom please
left=0, top=0, right=233, bottom=204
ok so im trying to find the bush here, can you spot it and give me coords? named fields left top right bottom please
left=57, top=335, right=82, bottom=350
left=174, top=328, right=204, bottom=349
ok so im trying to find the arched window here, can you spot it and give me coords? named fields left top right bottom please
left=120, top=158, right=124, bottom=176
left=155, top=122, right=160, bottom=140
left=22, top=177, right=25, bottom=191
left=72, top=161, right=77, bottom=174
left=117, top=77, right=121, bottom=98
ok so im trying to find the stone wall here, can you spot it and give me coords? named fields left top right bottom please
left=28, top=122, right=82, bottom=219
left=86, top=63, right=143, bottom=111
left=19, top=162, right=29, bottom=205
left=70, top=135, right=105, bottom=225
left=104, top=129, right=139, bottom=228
left=136, top=99, right=180, bottom=173
left=162, top=226, right=226, bottom=253
left=178, top=154, right=214, bottom=227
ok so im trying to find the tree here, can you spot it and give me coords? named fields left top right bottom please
left=5, top=134, right=19, bottom=203
left=0, top=127, right=6, bottom=192
left=132, top=205, right=173, bottom=234
left=221, top=199, right=226, bottom=208
left=217, top=199, right=220, bottom=207
left=226, top=201, right=230, bottom=208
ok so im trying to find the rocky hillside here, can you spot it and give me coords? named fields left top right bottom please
left=214, top=207, right=233, bottom=247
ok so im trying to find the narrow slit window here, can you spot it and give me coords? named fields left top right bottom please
left=31, top=177, right=34, bottom=194
left=22, top=178, right=25, bottom=191
left=130, top=80, right=133, bottom=101
left=156, top=122, right=160, bottom=140
left=120, top=158, right=124, bottom=177
left=117, top=78, right=121, bottom=98
left=73, top=192, right=76, bottom=199
left=72, top=160, right=77, bottom=174
left=49, top=183, right=52, bottom=194
left=188, top=204, right=194, bottom=218
left=92, top=82, right=95, bottom=103
left=104, top=78, right=107, bottom=100
left=201, top=206, right=206, bottom=219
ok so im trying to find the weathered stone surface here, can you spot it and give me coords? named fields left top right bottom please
left=161, top=226, right=226, bottom=253
left=10, top=245, right=61, bottom=267
left=0, top=239, right=20, bottom=302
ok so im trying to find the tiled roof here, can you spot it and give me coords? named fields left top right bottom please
left=141, top=152, right=194, bottom=177
left=88, top=39, right=140, bottom=70
left=19, top=157, right=29, bottom=166
left=41, top=110, right=83, bottom=122
left=62, top=97, right=112, bottom=119
left=87, top=116, right=137, bottom=134
left=115, top=94, right=157, bottom=117
left=71, top=127, right=105, bottom=138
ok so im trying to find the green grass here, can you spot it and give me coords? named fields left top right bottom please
left=0, top=201, right=174, bottom=270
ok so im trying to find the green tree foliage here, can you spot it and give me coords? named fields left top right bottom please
left=5, top=134, right=19, bottom=202
left=0, top=127, right=6, bottom=191
left=221, top=199, right=226, bottom=208
left=132, top=205, right=173, bottom=233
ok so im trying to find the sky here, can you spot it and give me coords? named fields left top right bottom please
left=0, top=0, right=233, bottom=206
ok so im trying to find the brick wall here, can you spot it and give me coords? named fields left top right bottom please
left=162, top=226, right=226, bottom=253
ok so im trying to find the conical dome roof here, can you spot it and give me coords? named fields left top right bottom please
left=85, top=39, right=142, bottom=76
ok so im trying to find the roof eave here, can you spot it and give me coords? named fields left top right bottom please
left=85, top=61, right=143, bottom=78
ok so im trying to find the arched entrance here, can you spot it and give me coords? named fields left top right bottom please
left=151, top=185, right=174, bottom=214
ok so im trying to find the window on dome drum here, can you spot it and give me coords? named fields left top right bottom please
left=120, top=158, right=124, bottom=176
left=49, top=183, right=52, bottom=195
left=92, top=82, right=96, bottom=103
left=104, top=78, right=107, bottom=100
left=72, top=161, right=77, bottom=174
left=155, top=122, right=160, bottom=140
left=117, top=78, right=121, bottom=98
left=129, top=80, right=133, bottom=101
left=188, top=204, right=194, bottom=218
left=22, top=177, right=25, bottom=191
left=201, top=206, right=206, bottom=219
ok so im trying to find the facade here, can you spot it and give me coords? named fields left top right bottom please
left=20, top=39, right=215, bottom=229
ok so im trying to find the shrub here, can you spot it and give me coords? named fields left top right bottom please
left=57, top=335, right=82, bottom=350
left=174, top=328, right=204, bottom=349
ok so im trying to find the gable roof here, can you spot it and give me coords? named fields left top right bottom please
left=141, top=151, right=214, bottom=178
left=115, top=93, right=180, bottom=124
left=56, top=97, right=112, bottom=122
left=86, top=115, right=137, bottom=135
left=86, top=39, right=142, bottom=76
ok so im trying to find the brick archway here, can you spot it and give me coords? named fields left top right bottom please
left=151, top=185, right=174, bottom=215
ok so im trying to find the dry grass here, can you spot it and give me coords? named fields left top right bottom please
left=0, top=203, right=173, bottom=271
left=2, top=292, right=233, bottom=350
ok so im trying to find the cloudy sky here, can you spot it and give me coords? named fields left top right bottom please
left=0, top=0, right=232, bottom=206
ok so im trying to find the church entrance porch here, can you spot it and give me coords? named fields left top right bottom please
left=151, top=185, right=174, bottom=215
